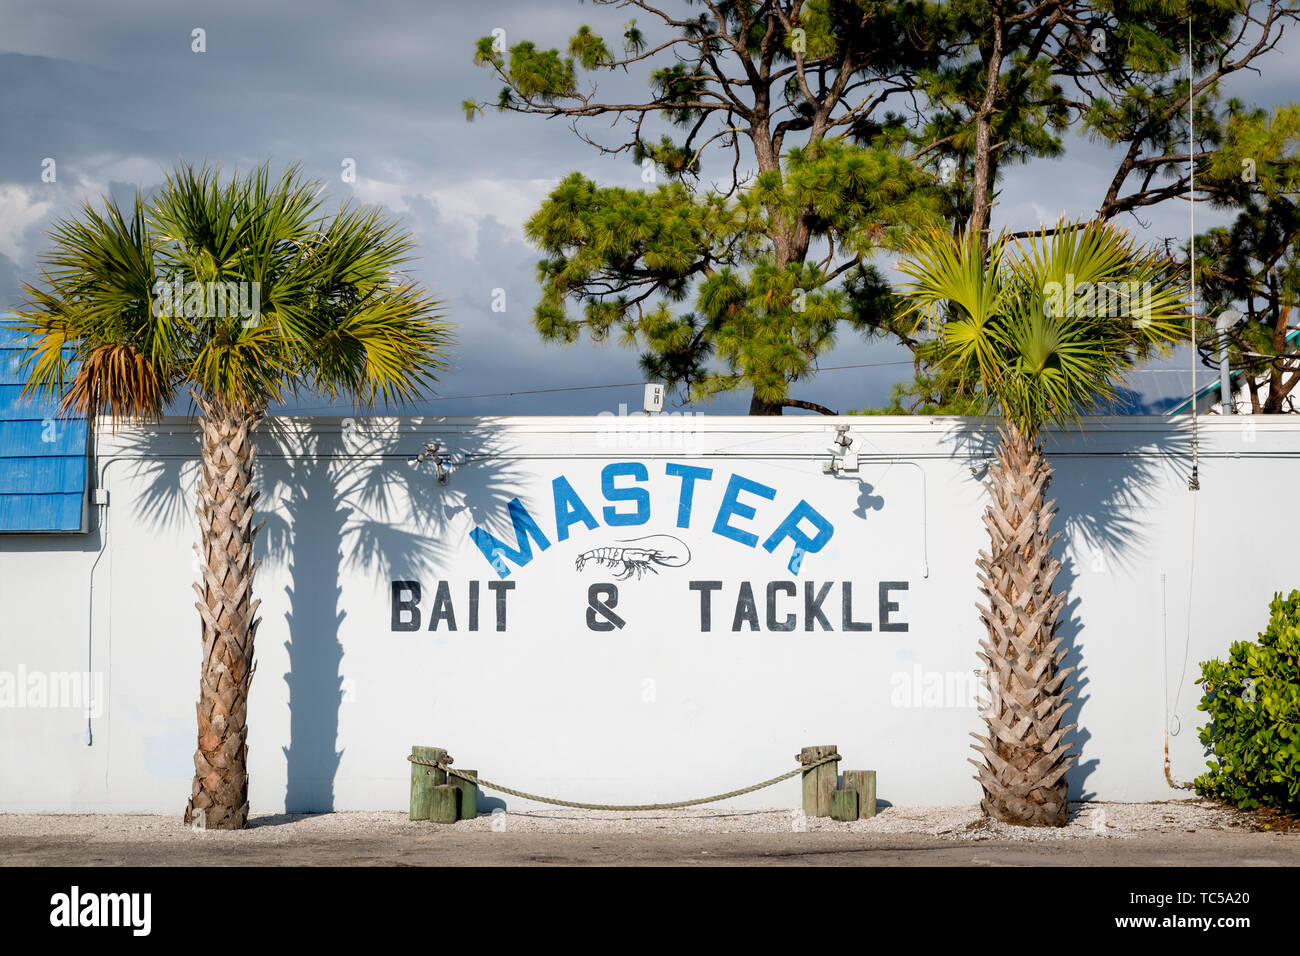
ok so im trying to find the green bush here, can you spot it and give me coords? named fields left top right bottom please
left=1194, top=590, right=1300, bottom=810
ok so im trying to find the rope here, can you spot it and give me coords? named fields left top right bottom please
left=407, top=751, right=841, bottom=812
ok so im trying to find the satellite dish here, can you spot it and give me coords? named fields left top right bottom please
left=1214, top=309, right=1244, bottom=332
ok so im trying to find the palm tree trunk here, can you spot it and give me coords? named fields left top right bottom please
left=184, top=397, right=264, bottom=829
left=971, top=424, right=1076, bottom=826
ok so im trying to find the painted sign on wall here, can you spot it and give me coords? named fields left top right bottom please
left=389, top=459, right=910, bottom=636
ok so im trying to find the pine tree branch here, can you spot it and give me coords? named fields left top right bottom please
left=781, top=398, right=837, bottom=415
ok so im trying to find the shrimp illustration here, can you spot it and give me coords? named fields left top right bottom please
left=574, top=534, right=691, bottom=580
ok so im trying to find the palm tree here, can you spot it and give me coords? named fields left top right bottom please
left=16, top=163, right=450, bottom=829
left=895, top=220, right=1185, bottom=826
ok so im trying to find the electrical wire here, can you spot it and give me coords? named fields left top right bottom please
left=275, top=359, right=919, bottom=412
left=276, top=363, right=1212, bottom=416
left=1170, top=495, right=1198, bottom=736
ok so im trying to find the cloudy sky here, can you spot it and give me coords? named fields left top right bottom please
left=1, top=0, right=1296, bottom=415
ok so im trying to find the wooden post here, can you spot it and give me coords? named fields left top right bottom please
left=841, top=769, right=877, bottom=819
left=800, top=745, right=837, bottom=817
left=409, top=746, right=448, bottom=821
left=431, top=785, right=460, bottom=823
left=452, top=769, right=478, bottom=820
left=830, top=788, right=859, bottom=821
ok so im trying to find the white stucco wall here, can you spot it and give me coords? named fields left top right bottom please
left=0, top=414, right=1294, bottom=814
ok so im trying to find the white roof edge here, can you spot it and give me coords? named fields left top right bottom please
left=91, top=413, right=1297, bottom=433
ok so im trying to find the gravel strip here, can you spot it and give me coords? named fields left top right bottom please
left=0, top=800, right=1252, bottom=843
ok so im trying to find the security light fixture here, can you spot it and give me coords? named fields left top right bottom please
left=824, top=425, right=859, bottom=475
left=408, top=441, right=452, bottom=482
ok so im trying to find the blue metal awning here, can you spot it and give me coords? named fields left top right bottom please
left=0, top=316, right=90, bottom=533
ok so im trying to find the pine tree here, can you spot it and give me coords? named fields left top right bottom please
left=1193, top=103, right=1300, bottom=412
left=466, top=2, right=957, bottom=413
left=464, top=1, right=1297, bottom=413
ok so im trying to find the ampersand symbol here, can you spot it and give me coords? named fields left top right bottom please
left=586, top=583, right=625, bottom=631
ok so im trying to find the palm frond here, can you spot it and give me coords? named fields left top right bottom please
left=895, top=218, right=1188, bottom=433
left=14, top=192, right=174, bottom=420
left=18, top=162, right=453, bottom=419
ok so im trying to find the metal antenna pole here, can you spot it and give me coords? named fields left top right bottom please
left=1215, top=309, right=1244, bottom=412
left=1219, top=343, right=1231, bottom=411
left=1187, top=17, right=1200, bottom=490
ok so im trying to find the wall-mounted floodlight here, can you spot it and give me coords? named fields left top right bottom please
left=1215, top=309, right=1244, bottom=414
left=824, top=425, right=859, bottom=475
left=408, top=441, right=452, bottom=483
left=408, top=441, right=440, bottom=468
